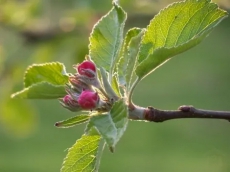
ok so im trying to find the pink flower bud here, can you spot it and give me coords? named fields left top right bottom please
left=60, top=95, right=80, bottom=112
left=69, top=76, right=93, bottom=93
left=63, top=95, right=72, bottom=103
left=78, top=90, right=99, bottom=110
left=76, top=60, right=96, bottom=78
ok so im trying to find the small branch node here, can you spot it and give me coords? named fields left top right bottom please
left=178, top=105, right=194, bottom=112
left=145, top=106, right=156, bottom=122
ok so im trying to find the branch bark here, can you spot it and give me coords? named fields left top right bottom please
left=129, top=105, right=230, bottom=122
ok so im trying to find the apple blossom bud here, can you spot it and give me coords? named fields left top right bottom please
left=60, top=95, right=81, bottom=112
left=76, top=60, right=96, bottom=78
left=69, top=76, right=92, bottom=93
left=78, top=90, right=99, bottom=110
left=73, top=60, right=101, bottom=88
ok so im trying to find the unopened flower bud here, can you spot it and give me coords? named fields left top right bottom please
left=75, top=60, right=96, bottom=78
left=78, top=90, right=99, bottom=110
left=69, top=76, right=93, bottom=93
left=60, top=95, right=81, bottom=112
left=73, top=60, right=100, bottom=88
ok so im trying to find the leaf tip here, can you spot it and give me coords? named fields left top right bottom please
left=54, top=122, right=60, bottom=127
left=112, top=0, right=118, bottom=5
left=10, top=91, right=22, bottom=99
left=11, top=93, right=16, bottom=99
left=109, top=146, right=115, bottom=153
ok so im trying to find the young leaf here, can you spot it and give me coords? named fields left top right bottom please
left=118, top=28, right=143, bottom=86
left=11, top=82, right=66, bottom=99
left=87, top=99, right=128, bottom=152
left=136, top=0, right=228, bottom=79
left=55, top=114, right=90, bottom=128
left=125, top=30, right=144, bottom=90
left=112, top=74, right=121, bottom=97
left=89, top=3, right=126, bottom=74
left=12, top=62, right=69, bottom=99
left=24, top=62, right=68, bottom=87
left=99, top=67, right=119, bottom=100
left=61, top=134, right=101, bottom=172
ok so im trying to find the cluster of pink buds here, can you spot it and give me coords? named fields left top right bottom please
left=60, top=59, right=102, bottom=111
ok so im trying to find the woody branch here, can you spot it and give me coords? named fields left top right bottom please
left=128, top=105, right=230, bottom=122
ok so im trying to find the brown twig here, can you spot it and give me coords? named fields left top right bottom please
left=129, top=105, right=230, bottom=122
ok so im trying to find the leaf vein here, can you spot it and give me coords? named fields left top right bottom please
left=174, top=2, right=206, bottom=46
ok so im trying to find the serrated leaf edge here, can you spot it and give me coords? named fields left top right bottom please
left=136, top=0, right=228, bottom=79
left=138, top=0, right=228, bottom=63
left=55, top=115, right=90, bottom=128
left=88, top=3, right=127, bottom=73
left=61, top=135, right=101, bottom=172
left=24, top=62, right=68, bottom=88
left=11, top=81, right=66, bottom=99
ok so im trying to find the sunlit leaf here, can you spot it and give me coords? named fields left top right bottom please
left=87, top=99, right=128, bottom=152
left=89, top=3, right=127, bottom=74
left=136, top=0, right=228, bottom=79
left=118, top=28, right=143, bottom=86
left=12, top=62, right=69, bottom=99
left=11, top=82, right=66, bottom=99
left=125, top=29, right=144, bottom=90
left=61, top=134, right=101, bottom=172
left=99, top=67, right=119, bottom=99
left=55, top=114, right=90, bottom=128
left=24, top=62, right=68, bottom=87
left=112, top=74, right=121, bottom=97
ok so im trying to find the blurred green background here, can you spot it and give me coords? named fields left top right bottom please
left=0, top=0, right=230, bottom=172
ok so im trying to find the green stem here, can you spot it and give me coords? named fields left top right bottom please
left=128, top=77, right=141, bottom=106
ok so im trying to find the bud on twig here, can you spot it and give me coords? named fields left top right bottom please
left=69, top=75, right=93, bottom=93
left=78, top=90, right=100, bottom=110
left=73, top=60, right=101, bottom=88
left=76, top=60, right=96, bottom=78
left=59, top=95, right=81, bottom=112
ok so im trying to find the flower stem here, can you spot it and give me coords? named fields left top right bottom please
left=128, top=77, right=141, bottom=106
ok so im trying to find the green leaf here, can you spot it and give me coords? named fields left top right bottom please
left=89, top=3, right=127, bottom=74
left=136, top=0, right=228, bottom=79
left=136, top=33, right=208, bottom=77
left=125, top=29, right=144, bottom=90
left=87, top=99, right=128, bottom=152
left=61, top=134, right=101, bottom=172
left=24, top=62, right=68, bottom=87
left=99, top=67, right=119, bottom=100
left=11, top=82, right=66, bottom=99
left=118, top=28, right=143, bottom=86
left=55, top=114, right=90, bottom=128
left=112, top=74, right=121, bottom=97
left=12, top=62, right=69, bottom=99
